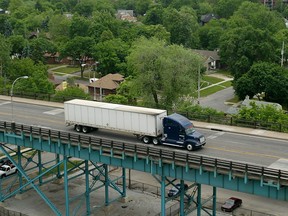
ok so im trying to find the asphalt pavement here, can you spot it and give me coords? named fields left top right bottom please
left=1, top=96, right=288, bottom=215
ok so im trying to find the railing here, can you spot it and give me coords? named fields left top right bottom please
left=0, top=121, right=288, bottom=187
left=181, top=112, right=288, bottom=133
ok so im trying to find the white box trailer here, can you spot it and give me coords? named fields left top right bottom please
left=64, top=99, right=167, bottom=137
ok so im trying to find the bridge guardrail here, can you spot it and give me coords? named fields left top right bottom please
left=0, top=121, right=288, bottom=187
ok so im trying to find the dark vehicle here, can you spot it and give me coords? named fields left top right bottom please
left=0, top=158, right=12, bottom=167
left=221, top=197, right=242, bottom=212
left=168, top=183, right=188, bottom=197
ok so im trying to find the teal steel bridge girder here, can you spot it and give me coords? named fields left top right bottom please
left=0, top=123, right=288, bottom=203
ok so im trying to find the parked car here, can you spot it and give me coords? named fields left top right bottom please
left=221, top=197, right=242, bottom=212
left=0, top=158, right=12, bottom=167
left=0, top=164, right=18, bottom=178
left=168, top=183, right=188, bottom=197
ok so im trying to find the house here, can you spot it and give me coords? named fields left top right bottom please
left=200, top=14, right=219, bottom=26
left=116, top=10, right=137, bottom=22
left=88, top=73, right=124, bottom=100
left=226, top=95, right=282, bottom=115
left=193, top=49, right=220, bottom=71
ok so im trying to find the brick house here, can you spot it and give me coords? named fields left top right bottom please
left=193, top=49, right=221, bottom=71
left=88, top=73, right=124, bottom=100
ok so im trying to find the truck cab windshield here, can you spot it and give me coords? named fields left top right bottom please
left=185, top=126, right=195, bottom=135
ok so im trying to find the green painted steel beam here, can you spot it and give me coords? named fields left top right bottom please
left=1, top=129, right=288, bottom=205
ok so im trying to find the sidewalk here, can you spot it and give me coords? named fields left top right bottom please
left=193, top=120, right=288, bottom=141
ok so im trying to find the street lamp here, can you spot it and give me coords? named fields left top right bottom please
left=11, top=76, right=29, bottom=122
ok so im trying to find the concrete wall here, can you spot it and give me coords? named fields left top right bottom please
left=0, top=206, right=28, bottom=216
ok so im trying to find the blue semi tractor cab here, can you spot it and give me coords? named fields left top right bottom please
left=143, top=113, right=206, bottom=151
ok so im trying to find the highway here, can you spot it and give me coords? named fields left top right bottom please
left=0, top=99, right=288, bottom=215
left=0, top=99, right=287, bottom=169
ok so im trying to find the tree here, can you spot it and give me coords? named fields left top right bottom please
left=29, top=37, right=56, bottom=63
left=6, top=58, right=54, bottom=95
left=62, top=36, right=95, bottom=78
left=8, top=35, right=27, bottom=58
left=69, top=15, right=91, bottom=38
left=235, top=102, right=288, bottom=127
left=127, top=37, right=203, bottom=109
left=219, top=25, right=278, bottom=80
left=92, top=38, right=129, bottom=76
left=104, top=94, right=128, bottom=104
left=53, top=87, right=91, bottom=102
left=219, top=2, right=286, bottom=80
left=234, top=62, right=288, bottom=106
left=142, top=4, right=164, bottom=25
left=0, top=34, right=11, bottom=89
left=214, top=0, right=243, bottom=19
left=48, top=14, right=71, bottom=45
left=199, top=19, right=226, bottom=50
left=162, top=6, right=200, bottom=48
left=73, top=0, right=95, bottom=17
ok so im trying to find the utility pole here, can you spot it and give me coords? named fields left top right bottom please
left=197, top=64, right=200, bottom=104
left=281, top=41, right=284, bottom=67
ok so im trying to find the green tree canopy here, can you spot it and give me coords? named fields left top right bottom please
left=92, top=38, right=129, bottom=76
left=53, top=86, right=91, bottom=102
left=234, top=62, right=288, bottom=106
left=219, top=2, right=286, bottom=80
left=162, top=6, right=200, bottom=48
left=127, top=37, right=203, bottom=109
left=7, top=58, right=54, bottom=94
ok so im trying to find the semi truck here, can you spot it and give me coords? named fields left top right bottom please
left=64, top=99, right=206, bottom=151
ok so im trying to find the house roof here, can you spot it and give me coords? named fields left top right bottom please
left=200, top=13, right=219, bottom=23
left=88, top=73, right=124, bottom=90
left=193, top=49, right=220, bottom=61
left=242, top=98, right=282, bottom=110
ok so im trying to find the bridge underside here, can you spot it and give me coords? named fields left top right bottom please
left=0, top=125, right=287, bottom=215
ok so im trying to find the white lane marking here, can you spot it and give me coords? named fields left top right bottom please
left=43, top=109, right=64, bottom=115
left=268, top=158, right=288, bottom=171
left=207, top=132, right=225, bottom=139
left=0, top=101, right=11, bottom=106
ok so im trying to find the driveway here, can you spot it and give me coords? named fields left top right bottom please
left=199, top=73, right=235, bottom=113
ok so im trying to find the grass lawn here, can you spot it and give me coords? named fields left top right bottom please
left=213, top=69, right=233, bottom=77
left=52, top=66, right=80, bottom=74
left=47, top=64, right=61, bottom=69
left=199, top=81, right=232, bottom=97
left=202, top=75, right=223, bottom=84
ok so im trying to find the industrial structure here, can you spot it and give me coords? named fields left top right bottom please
left=0, top=121, right=287, bottom=215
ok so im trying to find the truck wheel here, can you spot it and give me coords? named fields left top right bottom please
left=82, top=126, right=90, bottom=133
left=75, top=125, right=82, bottom=132
left=152, top=138, right=159, bottom=145
left=186, top=144, right=193, bottom=151
left=142, top=136, right=151, bottom=144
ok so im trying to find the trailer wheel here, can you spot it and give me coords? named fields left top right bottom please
left=75, top=125, right=82, bottom=132
left=186, top=144, right=193, bottom=151
left=152, top=138, right=159, bottom=145
left=142, top=136, right=151, bottom=144
left=82, top=126, right=90, bottom=133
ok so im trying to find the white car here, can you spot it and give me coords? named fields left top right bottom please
left=0, top=164, right=17, bottom=178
